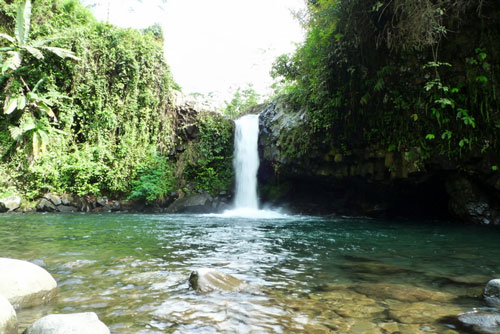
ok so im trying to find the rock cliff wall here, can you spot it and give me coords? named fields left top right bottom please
left=258, top=98, right=500, bottom=225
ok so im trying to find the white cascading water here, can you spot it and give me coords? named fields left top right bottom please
left=233, top=114, right=260, bottom=209
left=217, top=114, right=285, bottom=219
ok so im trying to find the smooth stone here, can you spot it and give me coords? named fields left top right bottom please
left=457, top=311, right=500, bottom=334
left=0, top=258, right=57, bottom=309
left=0, top=294, right=17, bottom=334
left=24, top=312, right=110, bottom=334
left=189, top=268, right=244, bottom=293
left=0, top=196, right=22, bottom=212
left=484, top=279, right=500, bottom=308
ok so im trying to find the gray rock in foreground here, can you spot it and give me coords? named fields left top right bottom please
left=0, top=294, right=17, bottom=334
left=0, top=196, right=22, bottom=212
left=24, top=312, right=110, bottom=334
left=485, top=279, right=500, bottom=309
left=457, top=311, right=500, bottom=334
left=0, top=258, right=57, bottom=309
left=167, top=193, right=214, bottom=213
left=189, top=268, right=245, bottom=293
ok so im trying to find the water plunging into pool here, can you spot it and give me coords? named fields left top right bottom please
left=220, top=114, right=284, bottom=218
left=233, top=114, right=260, bottom=209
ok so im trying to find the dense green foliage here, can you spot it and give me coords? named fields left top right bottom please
left=0, top=0, right=234, bottom=204
left=272, top=0, right=499, bottom=163
left=178, top=112, right=234, bottom=195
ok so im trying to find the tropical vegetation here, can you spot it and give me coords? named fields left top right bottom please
left=0, top=0, right=234, bottom=205
left=272, top=0, right=499, bottom=165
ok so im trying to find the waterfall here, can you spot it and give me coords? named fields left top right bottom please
left=233, top=114, right=260, bottom=209
left=212, top=114, right=285, bottom=218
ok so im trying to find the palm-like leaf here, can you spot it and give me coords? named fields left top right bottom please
left=0, top=32, right=15, bottom=43
left=2, top=51, right=22, bottom=74
left=40, top=46, right=80, bottom=61
left=15, top=0, right=31, bottom=45
left=23, top=45, right=44, bottom=59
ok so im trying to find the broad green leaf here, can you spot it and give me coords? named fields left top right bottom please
left=32, top=131, right=40, bottom=158
left=27, top=92, right=39, bottom=100
left=23, top=45, right=43, bottom=59
left=38, top=129, right=49, bottom=146
left=17, top=95, right=26, bottom=110
left=30, top=36, right=60, bottom=48
left=9, top=126, right=23, bottom=142
left=3, top=96, right=18, bottom=114
left=21, top=117, right=36, bottom=133
left=15, top=0, right=32, bottom=45
left=38, top=101, right=56, bottom=120
left=0, top=32, right=15, bottom=43
left=41, top=46, right=80, bottom=61
left=2, top=51, right=22, bottom=74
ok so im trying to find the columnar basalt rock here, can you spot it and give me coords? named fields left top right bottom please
left=257, top=97, right=500, bottom=224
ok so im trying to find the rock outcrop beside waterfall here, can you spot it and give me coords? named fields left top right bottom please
left=257, top=97, right=500, bottom=224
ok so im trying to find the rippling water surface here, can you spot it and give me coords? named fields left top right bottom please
left=1, top=213, right=500, bottom=333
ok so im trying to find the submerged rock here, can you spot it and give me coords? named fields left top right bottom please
left=0, top=196, right=22, bottom=212
left=166, top=193, right=214, bottom=214
left=0, top=258, right=57, bottom=309
left=457, top=311, right=500, bottom=334
left=0, top=294, right=17, bottom=334
left=24, top=312, right=110, bottom=334
left=352, top=283, right=456, bottom=303
left=189, top=268, right=245, bottom=293
left=484, top=279, right=500, bottom=309
left=388, top=301, right=462, bottom=324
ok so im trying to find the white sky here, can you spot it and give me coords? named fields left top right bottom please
left=82, top=0, right=305, bottom=102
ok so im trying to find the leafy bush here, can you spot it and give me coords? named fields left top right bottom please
left=128, top=153, right=175, bottom=203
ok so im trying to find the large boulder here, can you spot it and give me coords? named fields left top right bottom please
left=0, top=196, right=22, bottom=213
left=0, top=258, right=57, bottom=309
left=36, top=199, right=56, bottom=212
left=189, top=268, right=245, bottom=293
left=44, top=194, right=62, bottom=206
left=457, top=311, right=500, bottom=334
left=24, top=312, right=110, bottom=334
left=166, top=193, right=214, bottom=214
left=446, top=176, right=500, bottom=226
left=0, top=294, right=17, bottom=334
left=484, top=279, right=500, bottom=309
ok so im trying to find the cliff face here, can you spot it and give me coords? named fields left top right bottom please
left=258, top=98, right=500, bottom=225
